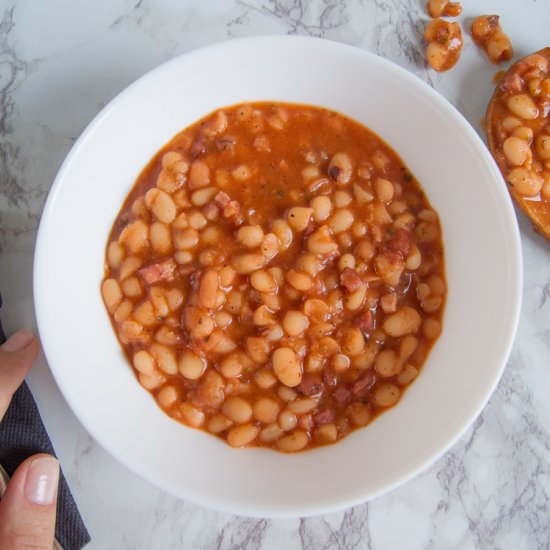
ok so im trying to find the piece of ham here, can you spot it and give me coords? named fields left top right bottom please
left=138, top=258, right=176, bottom=285
left=340, top=267, right=364, bottom=293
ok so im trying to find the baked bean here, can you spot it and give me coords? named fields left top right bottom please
left=253, top=305, right=276, bottom=326
left=114, top=300, right=133, bottom=323
left=275, top=430, right=309, bottom=452
left=373, top=383, right=400, bottom=407
left=375, top=178, right=394, bottom=202
left=332, top=353, right=350, bottom=373
left=405, top=245, right=422, bottom=270
left=287, top=207, right=313, bottom=231
left=119, top=220, right=149, bottom=255
left=427, top=0, right=461, bottom=17
left=178, top=403, right=205, bottom=428
left=283, top=310, right=309, bottom=336
left=191, top=187, right=218, bottom=207
left=207, top=414, right=233, bottom=434
left=328, top=153, right=353, bottom=184
left=188, top=210, right=207, bottom=230
left=506, top=94, right=539, bottom=120
left=271, top=219, right=293, bottom=249
left=506, top=168, right=543, bottom=196
left=348, top=402, right=371, bottom=427
left=286, top=269, right=313, bottom=292
left=133, top=299, right=156, bottom=326
left=222, top=397, right=253, bottom=423
left=424, top=19, right=463, bottom=72
left=237, top=225, right=264, bottom=248
left=102, top=279, right=122, bottom=312
left=174, top=228, right=199, bottom=250
left=344, top=285, right=367, bottom=311
left=122, top=275, right=144, bottom=300
left=294, top=253, right=319, bottom=278
left=120, top=320, right=143, bottom=340
left=328, top=208, right=354, bottom=234
left=423, top=318, right=442, bottom=339
left=272, top=347, right=302, bottom=387
left=150, top=222, right=173, bottom=255
left=383, top=307, right=422, bottom=337
left=303, top=299, right=331, bottom=323
left=259, top=423, right=284, bottom=443
left=536, top=135, right=550, bottom=160
left=157, top=385, right=179, bottom=408
left=307, top=225, right=338, bottom=255
left=334, top=191, right=352, bottom=208
left=261, top=233, right=280, bottom=259
left=315, top=423, right=338, bottom=444
left=150, top=343, right=178, bottom=375
left=188, top=160, right=210, bottom=190
left=421, top=296, right=443, bottom=313
left=253, top=398, right=280, bottom=423
left=199, top=269, right=219, bottom=309
left=145, top=188, right=177, bottom=224
left=374, top=349, right=399, bottom=377
left=255, top=368, right=277, bottom=389
left=353, top=183, right=374, bottom=205
left=133, top=350, right=155, bottom=375
left=278, top=386, right=297, bottom=402
left=178, top=350, right=205, bottom=380
left=246, top=336, right=271, bottom=364
left=310, top=195, right=332, bottom=222
left=471, top=15, right=513, bottom=65
left=232, top=254, right=266, bottom=274
left=138, top=369, right=166, bottom=390
left=340, top=327, right=365, bottom=356
left=278, top=409, right=298, bottom=431
left=397, top=364, right=419, bottom=386
left=227, top=423, right=259, bottom=447
left=107, top=241, right=125, bottom=269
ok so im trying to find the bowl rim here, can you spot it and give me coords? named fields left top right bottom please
left=33, top=35, right=523, bottom=518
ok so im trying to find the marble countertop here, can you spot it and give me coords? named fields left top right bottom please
left=1, top=1, right=549, bottom=548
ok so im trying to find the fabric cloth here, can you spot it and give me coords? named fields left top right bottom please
left=0, top=292, right=90, bottom=549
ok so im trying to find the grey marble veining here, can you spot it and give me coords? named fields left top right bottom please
left=1, top=1, right=549, bottom=548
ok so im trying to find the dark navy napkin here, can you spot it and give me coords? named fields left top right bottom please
left=0, top=292, right=90, bottom=549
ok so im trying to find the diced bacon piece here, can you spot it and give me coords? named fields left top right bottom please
left=203, top=202, right=220, bottom=221
left=380, top=292, right=397, bottom=314
left=500, top=72, right=523, bottom=93
left=355, top=310, right=373, bottom=333
left=296, top=373, right=323, bottom=397
left=138, top=258, right=176, bottom=285
left=178, top=264, right=195, bottom=277
left=340, top=267, right=364, bottom=293
left=223, top=200, right=240, bottom=218
left=189, top=370, right=225, bottom=411
left=323, top=368, right=337, bottom=388
left=333, top=386, right=351, bottom=404
left=214, top=191, right=231, bottom=208
left=386, top=229, right=412, bottom=257
left=190, top=138, right=207, bottom=157
left=352, top=373, right=375, bottom=398
left=313, top=409, right=335, bottom=425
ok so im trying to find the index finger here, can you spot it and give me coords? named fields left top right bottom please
left=0, top=330, right=40, bottom=420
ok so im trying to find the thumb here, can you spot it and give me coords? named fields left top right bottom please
left=0, top=454, right=59, bottom=550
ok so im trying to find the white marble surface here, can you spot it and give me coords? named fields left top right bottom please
left=1, top=0, right=549, bottom=548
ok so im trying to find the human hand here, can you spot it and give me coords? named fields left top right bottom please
left=0, top=330, right=59, bottom=550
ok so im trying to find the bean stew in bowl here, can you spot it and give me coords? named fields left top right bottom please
left=35, top=36, right=521, bottom=516
left=102, top=103, right=446, bottom=452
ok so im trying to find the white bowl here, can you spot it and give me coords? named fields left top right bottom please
left=34, top=36, right=522, bottom=517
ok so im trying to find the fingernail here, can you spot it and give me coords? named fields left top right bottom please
left=25, top=456, right=59, bottom=506
left=2, top=330, right=35, bottom=352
